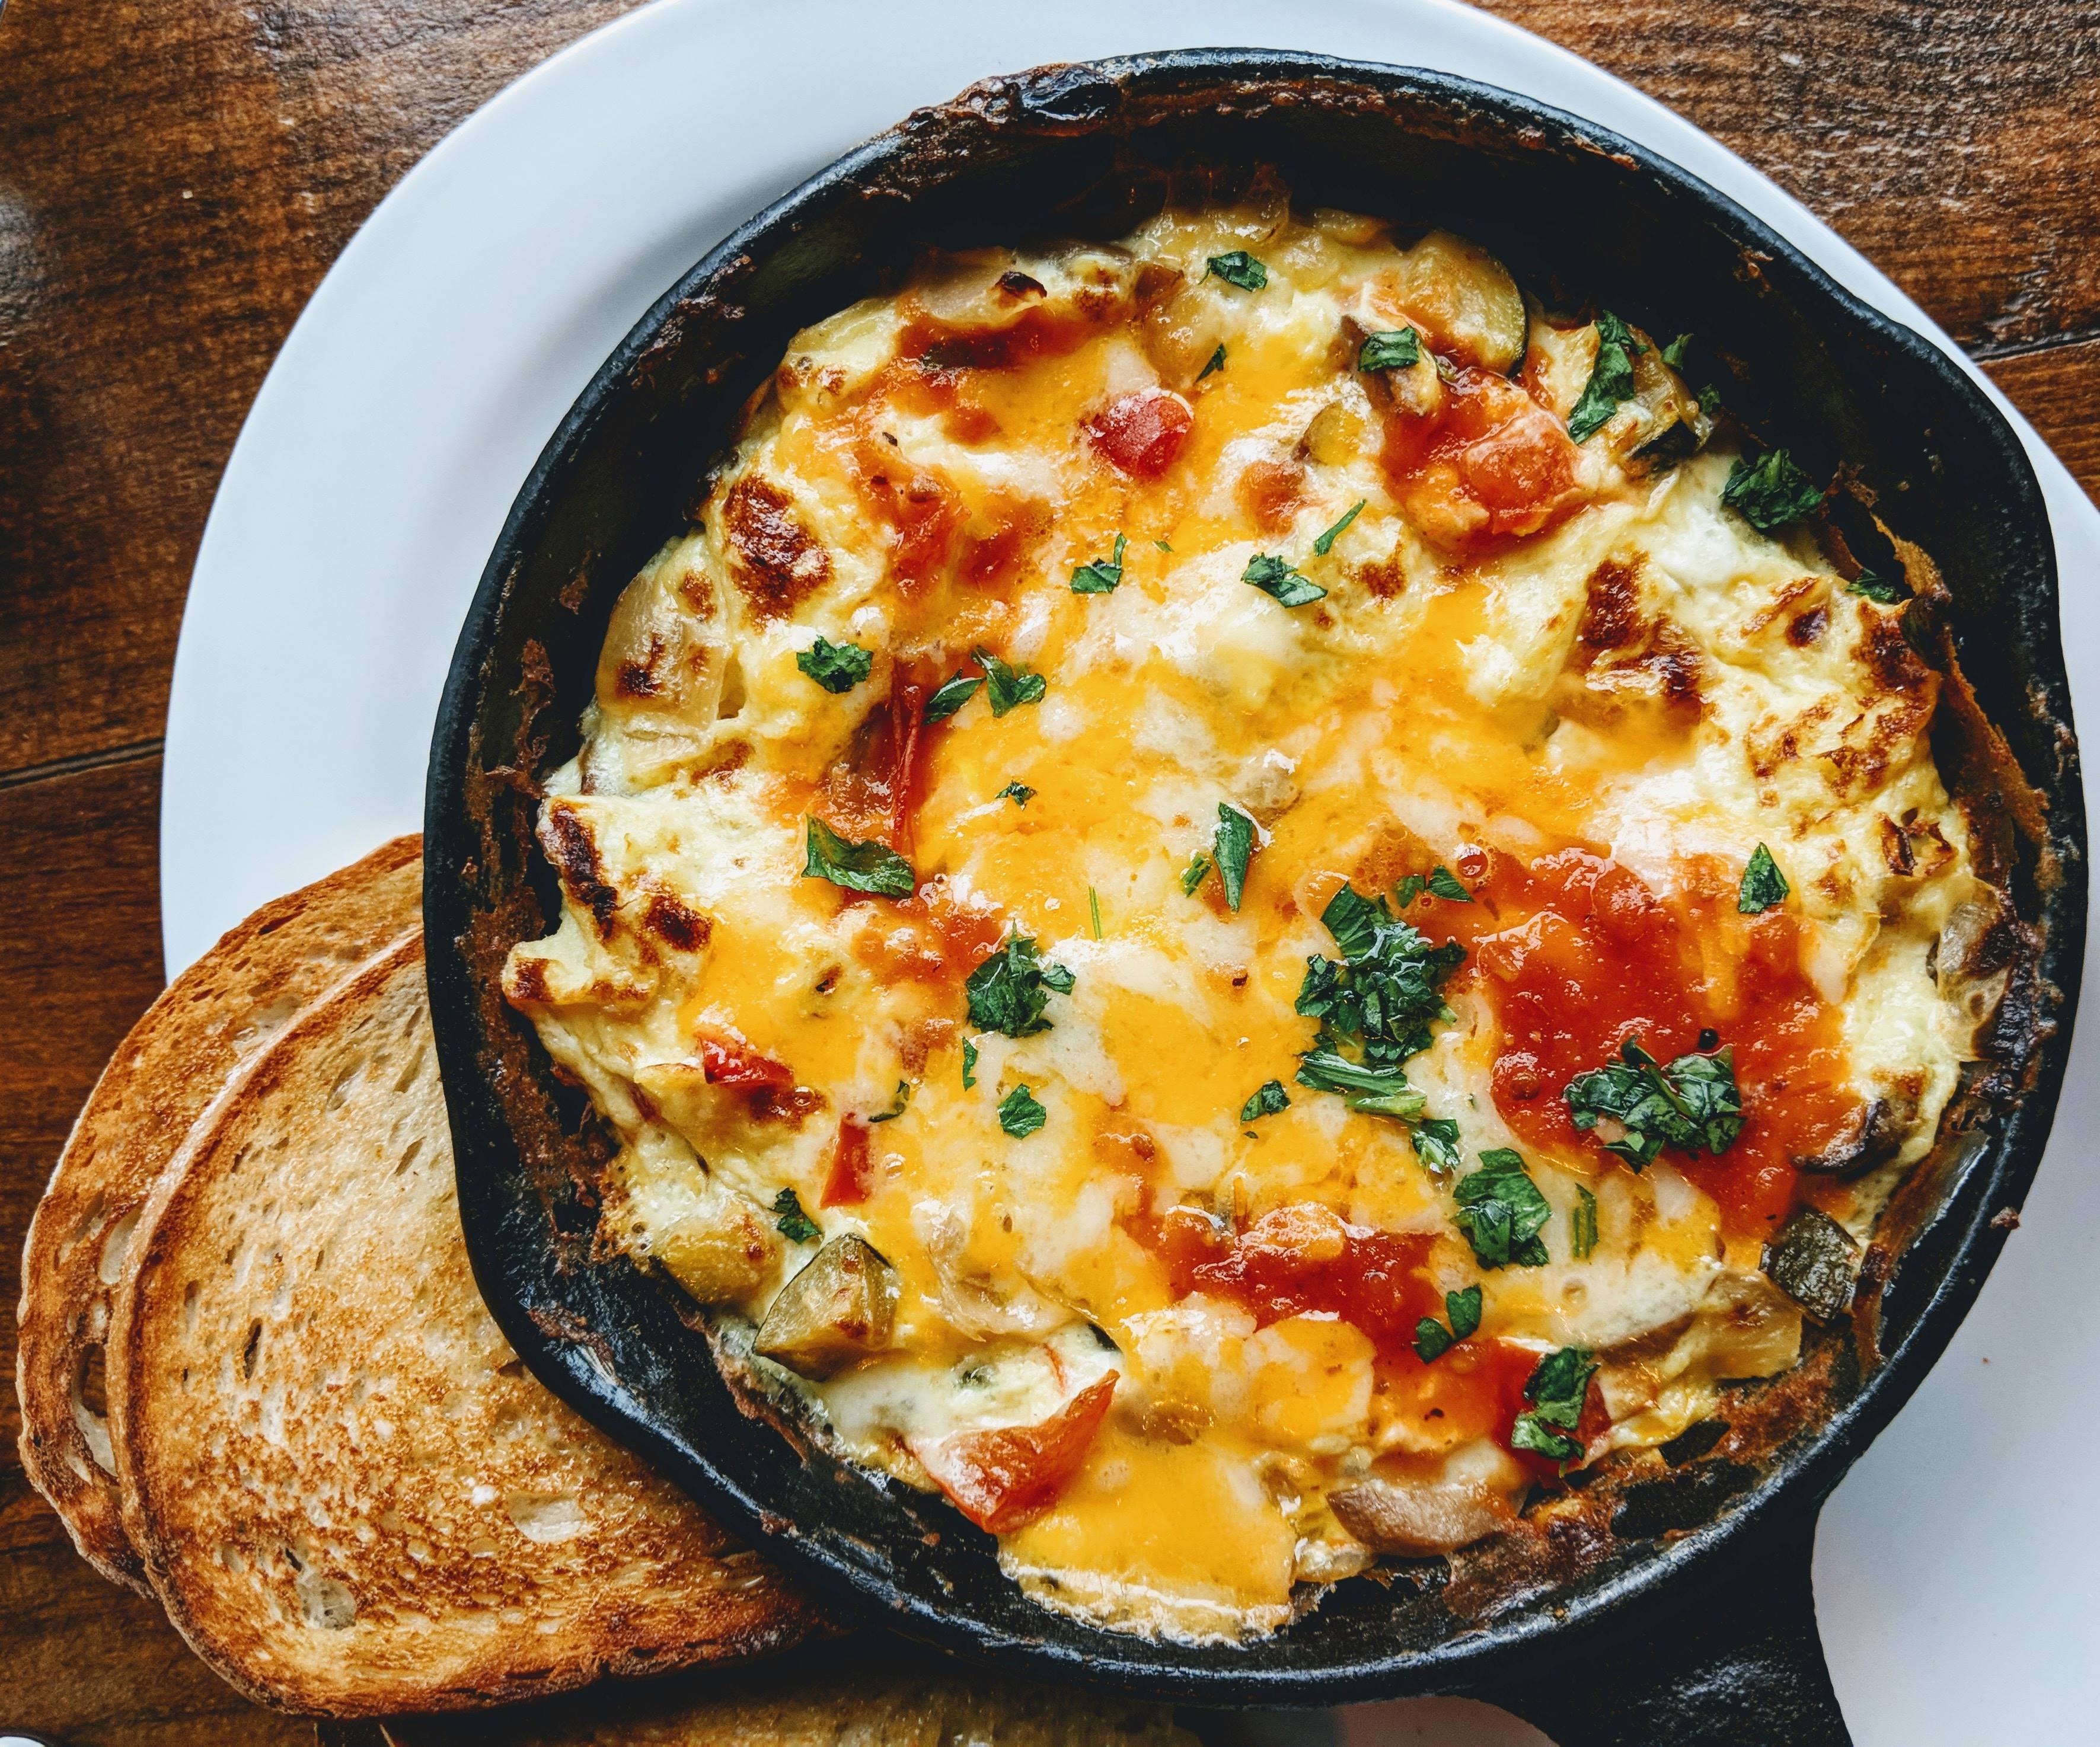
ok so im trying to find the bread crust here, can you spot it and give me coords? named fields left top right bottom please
left=106, top=935, right=817, bottom=1714
left=14, top=833, right=423, bottom=1590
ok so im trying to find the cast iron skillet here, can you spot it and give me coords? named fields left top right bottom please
left=424, top=51, right=2084, bottom=1744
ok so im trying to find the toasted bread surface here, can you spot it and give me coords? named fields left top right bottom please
left=372, top=1646, right=1198, bottom=1746
left=108, top=935, right=818, bottom=1714
left=15, top=833, right=424, bottom=1590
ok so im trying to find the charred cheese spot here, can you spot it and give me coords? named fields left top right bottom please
left=505, top=199, right=2001, bottom=1646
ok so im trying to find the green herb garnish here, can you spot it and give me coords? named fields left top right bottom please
left=1154, top=538, right=1173, bottom=553
left=1571, top=1185, right=1600, bottom=1260
left=1294, top=883, right=1466, bottom=1090
left=1565, top=1037, right=1743, bottom=1170
left=1722, top=448, right=1824, bottom=532
left=796, top=635, right=873, bottom=694
left=1313, top=500, right=1365, bottom=557
left=997, top=1083, right=1048, bottom=1139
left=771, top=1187, right=819, bottom=1244
left=961, top=1039, right=978, bottom=1090
left=1511, top=1346, right=1598, bottom=1462
left=1070, top=533, right=1127, bottom=595
left=1088, top=887, right=1103, bottom=940
left=1196, top=344, right=1227, bottom=381
left=1453, top=1148, right=1553, bottom=1270
left=1738, top=844, right=1788, bottom=915
left=1358, top=327, right=1421, bottom=372
left=997, top=780, right=1035, bottom=808
left=1243, top=553, right=1326, bottom=608
left=1569, top=310, right=1646, bottom=443
left=1204, top=251, right=1268, bottom=291
left=1410, top=1116, right=1463, bottom=1176
left=1392, top=865, right=1475, bottom=909
left=974, top=646, right=1047, bottom=717
left=1213, top=804, right=1256, bottom=912
left=1697, top=383, right=1722, bottom=416
left=922, top=669, right=982, bottom=723
left=1241, top=1080, right=1291, bottom=1123
left=867, top=1080, right=911, bottom=1123
left=1661, top=332, right=1693, bottom=370
left=964, top=931, right=1076, bottom=1039
left=802, top=817, right=915, bottom=898
left=1295, top=1049, right=1426, bottom=1117
left=1180, top=852, right=1213, bottom=896
left=1846, top=568, right=1908, bottom=605
left=1414, top=1285, right=1485, bottom=1363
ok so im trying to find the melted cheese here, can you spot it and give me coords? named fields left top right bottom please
left=506, top=203, right=1990, bottom=1641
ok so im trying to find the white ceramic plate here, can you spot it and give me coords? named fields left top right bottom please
left=161, top=2, right=2100, bottom=1739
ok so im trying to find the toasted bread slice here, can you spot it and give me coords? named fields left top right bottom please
left=16, top=833, right=423, bottom=1590
left=108, top=935, right=818, bottom=1714
left=370, top=1644, right=1198, bottom=1746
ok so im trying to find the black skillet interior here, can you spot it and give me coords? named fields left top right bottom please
left=424, top=50, right=2083, bottom=1739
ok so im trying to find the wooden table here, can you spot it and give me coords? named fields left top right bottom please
left=2, top=1, right=2093, bottom=1738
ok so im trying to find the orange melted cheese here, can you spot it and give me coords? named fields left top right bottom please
left=505, top=202, right=1992, bottom=1641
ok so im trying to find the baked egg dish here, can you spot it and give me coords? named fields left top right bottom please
left=504, top=193, right=2013, bottom=1641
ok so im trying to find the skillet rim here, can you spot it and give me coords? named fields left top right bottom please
left=425, top=47, right=2086, bottom=1704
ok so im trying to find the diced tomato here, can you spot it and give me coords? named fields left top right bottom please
left=817, top=663, right=929, bottom=854
left=1086, top=389, right=1193, bottom=480
left=1380, top=365, right=1584, bottom=551
left=697, top=1030, right=794, bottom=1091
left=911, top=1374, right=1118, bottom=1533
left=821, top=1116, right=873, bottom=1208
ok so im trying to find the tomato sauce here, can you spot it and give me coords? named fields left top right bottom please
left=1424, top=845, right=1855, bottom=1242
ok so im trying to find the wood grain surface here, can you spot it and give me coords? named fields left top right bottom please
left=1, top=0, right=2093, bottom=1739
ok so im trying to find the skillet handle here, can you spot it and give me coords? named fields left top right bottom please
left=1489, top=1505, right=1851, bottom=1746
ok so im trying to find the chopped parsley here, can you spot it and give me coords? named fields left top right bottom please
left=796, top=635, right=874, bottom=694
left=1572, top=1185, right=1600, bottom=1260
left=1453, top=1148, right=1553, bottom=1269
left=1196, top=344, right=1227, bottom=381
left=1697, top=383, right=1723, bottom=416
left=1180, top=852, right=1212, bottom=896
left=964, top=931, right=1075, bottom=1039
left=1154, top=537, right=1173, bottom=553
left=1295, top=1049, right=1425, bottom=1117
left=1565, top=1037, right=1744, bottom=1170
left=1661, top=332, right=1693, bottom=371
left=1204, top=251, right=1268, bottom=292
left=961, top=1039, right=978, bottom=1090
left=1738, top=843, right=1789, bottom=914
left=1292, top=883, right=1464, bottom=1119
left=867, top=1080, right=911, bottom=1123
left=1415, top=1285, right=1485, bottom=1362
left=771, top=1187, right=819, bottom=1244
left=1511, top=1346, right=1598, bottom=1463
left=802, top=817, right=915, bottom=898
left=1394, top=865, right=1472, bottom=906
left=1313, top=500, right=1365, bottom=557
left=1410, top=1116, right=1463, bottom=1176
left=974, top=646, right=1047, bottom=717
left=1243, top=552, right=1326, bottom=608
left=1722, top=448, right=1824, bottom=532
left=1568, top=310, right=1645, bottom=443
left=996, top=1083, right=1048, bottom=1139
left=1213, top=804, right=1257, bottom=912
left=1240, top=1080, right=1291, bottom=1123
left=1846, top=567, right=1909, bottom=605
left=1070, top=533, right=1127, bottom=595
left=997, top=780, right=1035, bottom=808
left=922, top=669, right=982, bottom=723
left=1357, top=327, right=1421, bottom=372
